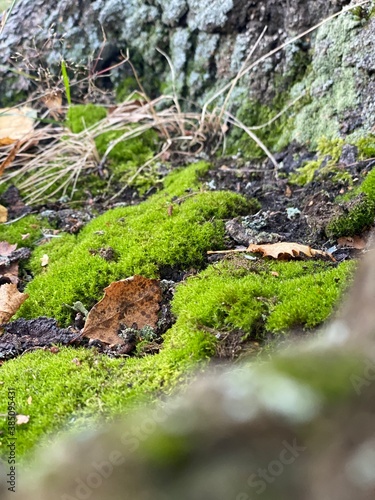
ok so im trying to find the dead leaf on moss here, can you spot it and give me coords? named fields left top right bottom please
left=338, top=236, right=366, bottom=250
left=0, top=107, right=36, bottom=145
left=0, top=284, right=28, bottom=325
left=40, top=254, right=49, bottom=267
left=247, top=242, right=335, bottom=261
left=83, top=275, right=162, bottom=345
left=0, top=241, right=17, bottom=255
left=208, top=242, right=335, bottom=261
left=16, top=414, right=30, bottom=425
left=0, top=205, right=7, bottom=223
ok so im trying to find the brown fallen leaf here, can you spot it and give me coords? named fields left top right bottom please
left=0, top=205, right=7, bottom=223
left=247, top=242, right=335, bottom=261
left=0, top=241, right=17, bottom=255
left=83, top=275, right=162, bottom=345
left=0, top=284, right=28, bottom=324
left=0, top=242, right=18, bottom=284
left=338, top=236, right=366, bottom=250
left=0, top=242, right=31, bottom=284
left=0, top=140, right=21, bottom=176
left=0, top=107, right=36, bottom=145
left=208, top=242, right=335, bottom=261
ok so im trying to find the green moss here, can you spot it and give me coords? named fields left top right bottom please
left=116, top=76, right=142, bottom=102
left=325, top=157, right=375, bottom=238
left=172, top=257, right=355, bottom=336
left=226, top=96, right=296, bottom=159
left=66, top=104, right=108, bottom=134
left=66, top=104, right=162, bottom=196
left=18, top=162, right=258, bottom=325
left=289, top=160, right=320, bottom=186
left=0, top=215, right=52, bottom=248
left=94, top=127, right=161, bottom=194
left=290, top=137, right=345, bottom=186
left=356, top=135, right=375, bottom=160
left=326, top=194, right=375, bottom=238
left=0, top=248, right=355, bottom=460
left=0, top=322, right=216, bottom=459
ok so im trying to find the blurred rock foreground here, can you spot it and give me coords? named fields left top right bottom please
left=6, top=247, right=375, bottom=500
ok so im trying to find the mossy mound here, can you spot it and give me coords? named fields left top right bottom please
left=18, top=162, right=258, bottom=325
left=66, top=103, right=161, bottom=197
left=172, top=257, right=356, bottom=336
left=0, top=255, right=355, bottom=460
left=0, top=215, right=52, bottom=249
left=325, top=151, right=375, bottom=238
left=0, top=325, right=216, bottom=459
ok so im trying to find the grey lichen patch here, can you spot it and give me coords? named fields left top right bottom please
left=187, top=0, right=233, bottom=31
left=290, top=11, right=375, bottom=148
left=156, top=0, right=188, bottom=26
left=187, top=32, right=220, bottom=95
left=169, top=28, right=191, bottom=91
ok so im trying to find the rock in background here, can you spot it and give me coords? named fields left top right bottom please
left=1, top=0, right=374, bottom=147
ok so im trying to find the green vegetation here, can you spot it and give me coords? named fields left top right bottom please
left=0, top=215, right=52, bottom=249
left=18, top=162, right=258, bottom=325
left=0, top=324, right=216, bottom=459
left=290, top=137, right=346, bottom=186
left=172, top=257, right=355, bottom=335
left=0, top=254, right=355, bottom=460
left=357, top=135, right=375, bottom=160
left=66, top=103, right=162, bottom=195
left=324, top=140, right=375, bottom=238
left=326, top=194, right=375, bottom=238
left=66, top=104, right=107, bottom=133
left=226, top=96, right=297, bottom=159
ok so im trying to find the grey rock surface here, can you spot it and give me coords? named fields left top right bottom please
left=2, top=1, right=374, bottom=148
left=0, top=0, right=349, bottom=104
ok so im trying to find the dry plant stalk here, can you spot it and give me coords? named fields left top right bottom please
left=0, top=0, right=370, bottom=204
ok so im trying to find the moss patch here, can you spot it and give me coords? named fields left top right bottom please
left=0, top=323, right=215, bottom=460
left=18, top=162, right=258, bottom=325
left=226, top=96, right=297, bottom=159
left=172, top=257, right=356, bottom=336
left=66, top=104, right=108, bottom=134
left=0, top=215, right=52, bottom=249
left=290, top=137, right=345, bottom=186
left=325, top=143, right=375, bottom=238
left=0, top=253, right=355, bottom=460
